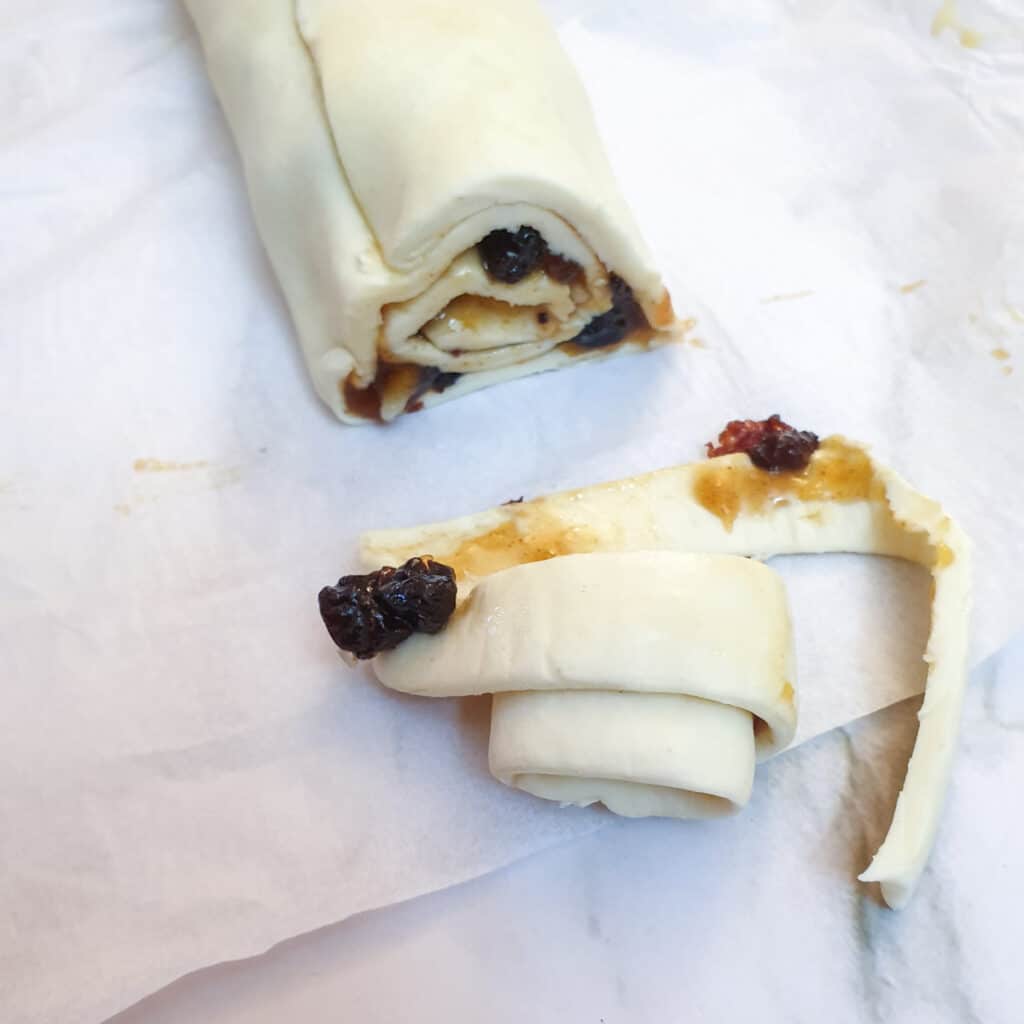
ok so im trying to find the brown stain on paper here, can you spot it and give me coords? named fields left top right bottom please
left=931, top=0, right=982, bottom=48
left=760, top=291, right=815, bottom=305
left=133, top=458, right=209, bottom=473
left=117, top=458, right=241, bottom=516
left=990, top=348, right=1015, bottom=378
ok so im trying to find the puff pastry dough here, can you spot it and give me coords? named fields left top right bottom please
left=363, top=438, right=971, bottom=908
left=185, top=0, right=679, bottom=421
left=374, top=552, right=796, bottom=819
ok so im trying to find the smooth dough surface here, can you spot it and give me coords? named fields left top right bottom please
left=374, top=552, right=796, bottom=819
left=363, top=437, right=972, bottom=908
left=185, top=0, right=679, bottom=421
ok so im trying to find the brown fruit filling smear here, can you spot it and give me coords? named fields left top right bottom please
left=344, top=226, right=672, bottom=420
left=342, top=364, right=463, bottom=422
left=695, top=436, right=883, bottom=531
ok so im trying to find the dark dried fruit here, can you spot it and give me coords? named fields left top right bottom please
left=432, top=371, right=461, bottom=393
left=748, top=431, right=820, bottom=471
left=319, top=556, right=457, bottom=659
left=375, top=559, right=457, bottom=634
left=706, top=415, right=819, bottom=473
left=569, top=274, right=649, bottom=349
left=478, top=227, right=546, bottom=284
left=403, top=367, right=462, bottom=413
left=319, top=575, right=403, bottom=659
left=706, top=418, right=773, bottom=458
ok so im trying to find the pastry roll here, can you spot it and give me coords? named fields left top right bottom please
left=374, top=552, right=797, bottom=819
left=185, top=0, right=679, bottom=422
left=362, top=433, right=972, bottom=908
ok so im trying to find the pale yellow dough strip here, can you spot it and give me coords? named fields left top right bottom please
left=362, top=438, right=972, bottom=908
left=374, top=552, right=797, bottom=821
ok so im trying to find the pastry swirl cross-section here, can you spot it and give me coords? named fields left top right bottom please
left=186, top=0, right=681, bottom=422
left=346, top=421, right=971, bottom=909
left=374, top=552, right=798, bottom=821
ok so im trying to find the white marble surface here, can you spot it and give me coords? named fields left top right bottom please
left=109, top=636, right=1024, bottom=1024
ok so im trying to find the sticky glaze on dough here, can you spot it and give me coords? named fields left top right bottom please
left=362, top=438, right=972, bottom=909
left=184, top=0, right=679, bottom=422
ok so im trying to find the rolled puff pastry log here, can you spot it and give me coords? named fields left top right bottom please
left=373, top=552, right=797, bottom=818
left=185, top=0, right=679, bottom=422
left=363, top=437, right=972, bottom=908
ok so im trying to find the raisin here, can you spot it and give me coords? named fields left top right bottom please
left=318, top=575, right=408, bottom=659
left=748, top=431, right=819, bottom=471
left=706, top=418, right=773, bottom=458
left=319, top=556, right=457, bottom=659
left=569, top=274, right=649, bottom=349
left=432, top=371, right=461, bottom=393
left=706, top=415, right=819, bottom=473
left=374, top=558, right=456, bottom=634
left=403, top=367, right=462, bottom=413
left=478, top=227, right=546, bottom=284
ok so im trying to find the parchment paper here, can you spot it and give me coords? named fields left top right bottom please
left=1, top=1, right=1022, bottom=1022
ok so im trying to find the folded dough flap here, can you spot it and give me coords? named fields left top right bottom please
left=373, top=552, right=797, bottom=818
left=296, top=0, right=657, bottom=274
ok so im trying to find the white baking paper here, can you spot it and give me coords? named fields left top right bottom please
left=0, top=1, right=1021, bottom=1022
left=106, top=637, right=1024, bottom=1024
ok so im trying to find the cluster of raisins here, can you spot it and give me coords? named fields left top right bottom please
left=706, top=415, right=819, bottom=472
left=404, top=366, right=462, bottom=414
left=318, top=557, right=457, bottom=659
left=477, top=226, right=587, bottom=286
left=477, top=228, right=645, bottom=349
